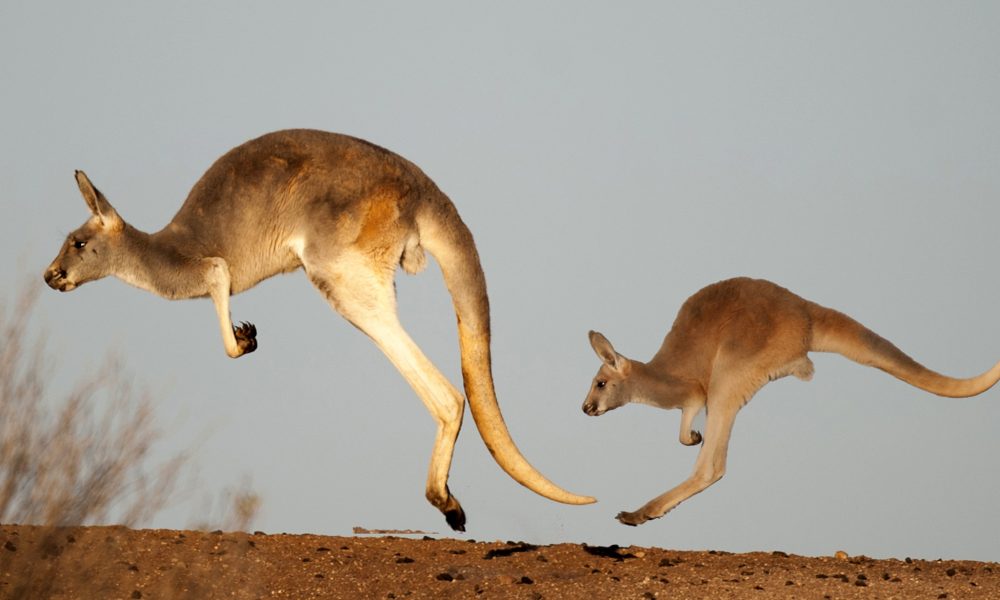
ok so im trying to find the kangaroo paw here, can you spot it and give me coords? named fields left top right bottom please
left=682, top=430, right=703, bottom=446
left=233, top=321, right=258, bottom=355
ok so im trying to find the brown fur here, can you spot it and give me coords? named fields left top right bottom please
left=583, top=277, right=1000, bottom=526
left=44, top=129, right=595, bottom=531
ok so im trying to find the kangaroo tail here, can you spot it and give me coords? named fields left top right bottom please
left=807, top=301, right=1000, bottom=398
left=415, top=195, right=595, bottom=505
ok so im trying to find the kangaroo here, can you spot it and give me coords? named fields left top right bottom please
left=583, top=277, right=1000, bottom=526
left=44, top=129, right=595, bottom=530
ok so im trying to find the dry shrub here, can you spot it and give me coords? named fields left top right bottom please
left=0, top=284, right=184, bottom=529
left=191, top=480, right=263, bottom=534
left=0, top=284, right=260, bottom=599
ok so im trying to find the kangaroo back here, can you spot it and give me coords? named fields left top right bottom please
left=807, top=302, right=1000, bottom=397
left=415, top=195, right=594, bottom=505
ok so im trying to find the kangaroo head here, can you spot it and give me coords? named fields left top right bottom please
left=582, top=330, right=635, bottom=416
left=44, top=171, right=126, bottom=292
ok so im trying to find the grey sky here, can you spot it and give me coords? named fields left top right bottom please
left=3, top=2, right=999, bottom=560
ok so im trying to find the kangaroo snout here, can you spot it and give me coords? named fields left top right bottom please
left=582, top=401, right=605, bottom=416
left=43, top=266, right=74, bottom=291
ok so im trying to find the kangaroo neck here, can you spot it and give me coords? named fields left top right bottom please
left=630, top=360, right=694, bottom=409
left=114, top=224, right=206, bottom=299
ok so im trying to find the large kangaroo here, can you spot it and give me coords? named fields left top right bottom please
left=44, top=129, right=595, bottom=530
left=583, top=277, right=1000, bottom=526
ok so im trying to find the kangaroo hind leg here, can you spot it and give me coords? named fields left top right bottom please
left=305, top=254, right=468, bottom=531
left=617, top=374, right=762, bottom=526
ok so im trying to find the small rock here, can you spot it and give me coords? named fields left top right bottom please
left=518, top=576, right=534, bottom=585
left=4, top=541, right=16, bottom=552
left=946, top=568, right=957, bottom=577
left=834, top=550, right=849, bottom=560
left=131, top=591, right=142, bottom=599
left=435, top=573, right=454, bottom=582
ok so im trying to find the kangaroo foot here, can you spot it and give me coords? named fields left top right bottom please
left=444, top=503, right=466, bottom=532
left=442, top=491, right=466, bottom=532
left=430, top=487, right=466, bottom=532
left=233, top=321, right=258, bottom=356
left=616, top=510, right=650, bottom=527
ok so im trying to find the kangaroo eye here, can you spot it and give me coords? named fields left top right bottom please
left=73, top=240, right=87, bottom=249
left=596, top=380, right=607, bottom=389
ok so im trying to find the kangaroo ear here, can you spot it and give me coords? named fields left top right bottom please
left=75, top=170, right=122, bottom=230
left=589, top=330, right=625, bottom=372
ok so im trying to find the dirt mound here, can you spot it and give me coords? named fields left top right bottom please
left=2, top=524, right=997, bottom=599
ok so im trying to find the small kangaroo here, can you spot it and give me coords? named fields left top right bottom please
left=44, top=129, right=595, bottom=530
left=583, top=277, right=1000, bottom=526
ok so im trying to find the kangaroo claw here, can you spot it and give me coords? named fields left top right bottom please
left=233, top=321, right=258, bottom=355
